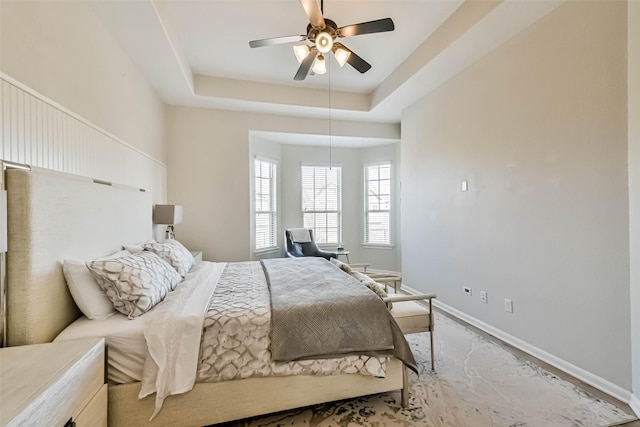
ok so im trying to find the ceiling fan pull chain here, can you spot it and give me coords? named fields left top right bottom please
left=329, top=55, right=332, bottom=169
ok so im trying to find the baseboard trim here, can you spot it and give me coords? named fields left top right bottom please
left=401, top=284, right=633, bottom=407
left=630, top=393, right=640, bottom=418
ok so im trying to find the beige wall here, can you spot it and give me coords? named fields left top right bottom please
left=166, top=106, right=400, bottom=262
left=0, top=0, right=166, bottom=166
left=628, top=0, right=640, bottom=415
left=402, top=0, right=631, bottom=393
left=0, top=0, right=168, bottom=344
left=0, top=1, right=166, bottom=204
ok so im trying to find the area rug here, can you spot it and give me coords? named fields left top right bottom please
left=223, top=312, right=636, bottom=426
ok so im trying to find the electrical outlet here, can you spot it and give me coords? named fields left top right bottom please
left=504, top=299, right=513, bottom=313
left=463, top=286, right=472, bottom=296
left=480, top=291, right=488, bottom=303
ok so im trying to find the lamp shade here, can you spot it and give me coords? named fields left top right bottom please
left=293, top=45, right=310, bottom=63
left=334, top=46, right=351, bottom=67
left=312, top=54, right=327, bottom=75
left=153, top=204, right=183, bottom=225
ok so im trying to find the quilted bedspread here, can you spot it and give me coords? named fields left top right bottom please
left=263, top=257, right=417, bottom=372
left=197, top=261, right=387, bottom=382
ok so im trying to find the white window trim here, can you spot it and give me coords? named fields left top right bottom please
left=364, top=161, right=392, bottom=246
left=301, top=161, right=344, bottom=168
left=361, top=243, right=395, bottom=249
left=301, top=163, right=342, bottom=245
left=364, top=160, right=393, bottom=167
left=254, top=157, right=278, bottom=251
left=254, top=246, right=280, bottom=255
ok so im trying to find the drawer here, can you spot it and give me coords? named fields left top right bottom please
left=74, top=384, right=108, bottom=427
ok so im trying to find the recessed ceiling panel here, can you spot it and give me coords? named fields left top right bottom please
left=156, top=0, right=464, bottom=92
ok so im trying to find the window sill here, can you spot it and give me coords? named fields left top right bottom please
left=361, top=243, right=395, bottom=250
left=254, top=247, right=279, bottom=256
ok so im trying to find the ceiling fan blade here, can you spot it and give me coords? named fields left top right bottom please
left=343, top=46, right=372, bottom=74
left=249, top=35, right=306, bottom=48
left=294, top=50, right=316, bottom=81
left=299, top=0, right=325, bottom=29
left=338, top=18, right=395, bottom=38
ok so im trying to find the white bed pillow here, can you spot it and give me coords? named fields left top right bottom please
left=122, top=243, right=145, bottom=254
left=63, top=250, right=130, bottom=320
left=87, top=251, right=182, bottom=319
left=142, top=239, right=195, bottom=278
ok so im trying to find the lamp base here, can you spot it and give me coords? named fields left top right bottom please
left=165, top=225, right=175, bottom=240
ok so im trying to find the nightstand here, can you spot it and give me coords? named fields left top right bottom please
left=191, top=250, right=203, bottom=264
left=336, top=250, right=350, bottom=264
left=0, top=338, right=107, bottom=427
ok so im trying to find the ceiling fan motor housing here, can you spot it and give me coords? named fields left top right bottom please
left=306, top=19, right=338, bottom=43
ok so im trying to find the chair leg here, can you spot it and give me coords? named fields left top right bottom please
left=430, top=329, right=435, bottom=370
left=429, top=298, right=435, bottom=371
left=401, top=364, right=409, bottom=408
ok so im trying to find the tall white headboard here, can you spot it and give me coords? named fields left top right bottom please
left=6, top=166, right=152, bottom=346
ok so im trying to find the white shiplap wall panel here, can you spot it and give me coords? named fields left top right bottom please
left=0, top=76, right=167, bottom=203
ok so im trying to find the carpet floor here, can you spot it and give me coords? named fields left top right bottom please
left=223, top=312, right=637, bottom=426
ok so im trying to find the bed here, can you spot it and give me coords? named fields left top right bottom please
left=3, top=165, right=411, bottom=427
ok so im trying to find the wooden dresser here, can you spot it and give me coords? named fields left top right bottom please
left=0, top=338, right=106, bottom=427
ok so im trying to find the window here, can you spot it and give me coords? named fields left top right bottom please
left=302, top=165, right=341, bottom=244
left=255, top=158, right=277, bottom=250
left=365, top=163, right=391, bottom=245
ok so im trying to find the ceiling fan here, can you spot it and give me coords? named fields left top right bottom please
left=249, top=0, right=395, bottom=81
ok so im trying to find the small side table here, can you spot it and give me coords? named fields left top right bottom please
left=336, top=250, right=350, bottom=264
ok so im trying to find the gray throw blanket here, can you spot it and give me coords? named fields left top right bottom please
left=261, top=257, right=417, bottom=373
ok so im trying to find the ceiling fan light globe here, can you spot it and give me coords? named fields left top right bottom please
left=334, top=47, right=351, bottom=67
left=312, top=54, right=327, bottom=74
left=293, top=45, right=310, bottom=63
left=315, top=32, right=333, bottom=53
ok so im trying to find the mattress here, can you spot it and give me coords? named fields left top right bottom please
left=54, top=313, right=146, bottom=384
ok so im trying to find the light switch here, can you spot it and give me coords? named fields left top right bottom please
left=461, top=181, right=468, bottom=192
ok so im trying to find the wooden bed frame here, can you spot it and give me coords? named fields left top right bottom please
left=3, top=165, right=406, bottom=427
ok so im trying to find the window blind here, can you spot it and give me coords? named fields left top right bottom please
left=301, top=165, right=341, bottom=244
left=365, top=163, right=391, bottom=244
left=255, top=158, right=276, bottom=250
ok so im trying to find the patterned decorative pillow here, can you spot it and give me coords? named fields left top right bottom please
left=330, top=257, right=353, bottom=275
left=352, top=271, right=392, bottom=309
left=86, top=251, right=182, bottom=319
left=63, top=249, right=131, bottom=320
left=330, top=260, right=391, bottom=308
left=143, top=239, right=195, bottom=278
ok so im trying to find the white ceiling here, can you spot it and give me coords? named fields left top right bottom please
left=161, top=0, right=462, bottom=93
left=90, top=0, right=565, bottom=130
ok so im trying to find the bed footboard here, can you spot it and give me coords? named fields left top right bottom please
left=108, top=358, right=405, bottom=427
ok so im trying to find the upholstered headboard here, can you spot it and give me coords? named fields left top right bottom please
left=5, top=167, right=152, bottom=346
